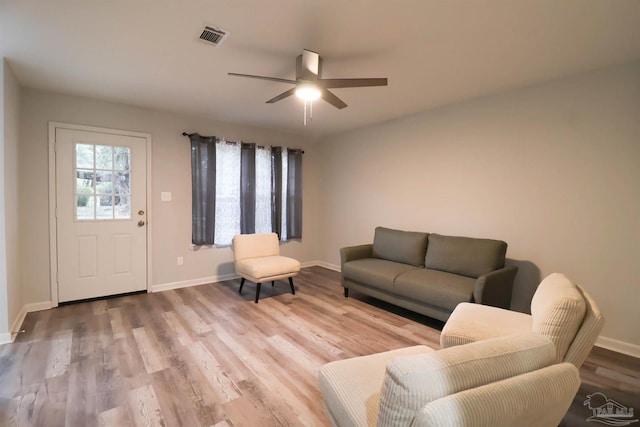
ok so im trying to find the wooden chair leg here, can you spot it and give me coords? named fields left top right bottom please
left=239, top=277, right=245, bottom=294
left=255, top=283, right=262, bottom=303
left=289, top=277, right=295, bottom=295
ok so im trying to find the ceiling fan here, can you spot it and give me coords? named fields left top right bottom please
left=228, top=49, right=388, bottom=110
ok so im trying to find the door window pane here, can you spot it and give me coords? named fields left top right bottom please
left=76, top=144, right=94, bottom=168
left=76, top=195, right=95, bottom=220
left=96, top=145, right=113, bottom=170
left=115, top=196, right=130, bottom=219
left=114, top=172, right=130, bottom=195
left=74, top=143, right=131, bottom=221
left=114, top=147, right=130, bottom=171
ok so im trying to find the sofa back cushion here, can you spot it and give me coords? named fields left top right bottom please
left=377, top=333, right=556, bottom=427
left=372, top=227, right=429, bottom=267
left=424, top=234, right=507, bottom=278
left=531, top=273, right=586, bottom=362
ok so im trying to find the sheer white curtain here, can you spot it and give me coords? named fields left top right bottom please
left=214, top=140, right=241, bottom=245
left=190, top=136, right=301, bottom=246
left=280, top=148, right=288, bottom=241
left=255, top=146, right=272, bottom=234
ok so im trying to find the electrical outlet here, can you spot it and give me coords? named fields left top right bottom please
left=177, top=256, right=183, bottom=266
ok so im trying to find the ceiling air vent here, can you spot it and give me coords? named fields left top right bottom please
left=199, top=26, right=230, bottom=47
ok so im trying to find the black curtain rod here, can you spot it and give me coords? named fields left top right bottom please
left=182, top=132, right=303, bottom=153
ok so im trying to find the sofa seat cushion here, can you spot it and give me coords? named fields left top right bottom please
left=235, top=256, right=300, bottom=281
left=440, top=302, right=533, bottom=348
left=394, top=269, right=476, bottom=312
left=377, top=334, right=556, bottom=427
left=318, top=345, right=434, bottom=427
left=372, top=227, right=429, bottom=267
left=424, top=234, right=507, bottom=278
left=343, top=259, right=420, bottom=293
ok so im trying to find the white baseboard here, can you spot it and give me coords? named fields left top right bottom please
left=1, top=301, right=53, bottom=345
left=311, top=261, right=340, bottom=272
left=150, top=273, right=240, bottom=293
left=151, top=262, right=335, bottom=292
left=596, top=335, right=640, bottom=359
left=0, top=332, right=12, bottom=345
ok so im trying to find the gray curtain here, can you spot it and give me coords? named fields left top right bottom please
left=240, top=143, right=256, bottom=234
left=287, top=149, right=303, bottom=239
left=271, top=146, right=283, bottom=238
left=190, top=134, right=216, bottom=245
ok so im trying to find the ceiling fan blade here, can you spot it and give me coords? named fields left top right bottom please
left=297, top=49, right=321, bottom=80
left=266, top=88, right=296, bottom=104
left=321, top=89, right=347, bottom=109
left=318, top=78, right=388, bottom=89
left=228, top=72, right=296, bottom=85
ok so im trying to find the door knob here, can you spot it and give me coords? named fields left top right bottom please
left=138, top=210, right=145, bottom=215
left=138, top=220, right=145, bottom=227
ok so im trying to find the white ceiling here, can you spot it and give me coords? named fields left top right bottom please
left=2, top=1, right=640, bottom=138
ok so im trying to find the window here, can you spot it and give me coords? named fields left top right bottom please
left=75, top=143, right=131, bottom=221
left=189, top=134, right=302, bottom=246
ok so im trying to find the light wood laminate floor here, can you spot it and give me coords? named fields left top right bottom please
left=0, top=267, right=638, bottom=426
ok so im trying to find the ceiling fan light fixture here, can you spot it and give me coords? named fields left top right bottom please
left=295, top=83, right=321, bottom=101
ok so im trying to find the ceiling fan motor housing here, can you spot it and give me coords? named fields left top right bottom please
left=296, top=50, right=322, bottom=81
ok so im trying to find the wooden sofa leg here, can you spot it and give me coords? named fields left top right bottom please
left=288, top=277, right=295, bottom=295
left=255, top=283, right=261, bottom=303
left=239, top=277, right=245, bottom=294
left=344, top=288, right=349, bottom=297
left=272, top=281, right=275, bottom=287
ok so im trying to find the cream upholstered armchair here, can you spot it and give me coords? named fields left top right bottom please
left=319, top=333, right=580, bottom=427
left=440, top=273, right=604, bottom=368
left=231, top=233, right=301, bottom=303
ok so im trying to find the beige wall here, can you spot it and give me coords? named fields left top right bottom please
left=19, top=89, right=320, bottom=304
left=1, top=59, right=22, bottom=337
left=319, top=61, right=640, bottom=347
left=12, top=60, right=640, bottom=351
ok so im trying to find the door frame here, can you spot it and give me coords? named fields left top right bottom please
left=48, top=122, right=153, bottom=307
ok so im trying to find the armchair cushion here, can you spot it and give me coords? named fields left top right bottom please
left=531, top=273, right=586, bottom=362
left=235, top=256, right=300, bottom=282
left=439, top=302, right=532, bottom=348
left=377, top=334, right=555, bottom=427
left=318, top=345, right=434, bottom=427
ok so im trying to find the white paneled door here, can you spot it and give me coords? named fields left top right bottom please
left=55, top=128, right=147, bottom=302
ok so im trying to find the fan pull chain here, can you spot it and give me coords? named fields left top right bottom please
left=303, top=100, right=314, bottom=126
left=302, top=100, right=314, bottom=126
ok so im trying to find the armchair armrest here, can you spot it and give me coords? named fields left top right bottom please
left=340, top=244, right=373, bottom=266
left=472, top=265, right=518, bottom=309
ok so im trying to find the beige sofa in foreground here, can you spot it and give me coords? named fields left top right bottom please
left=318, top=333, right=580, bottom=427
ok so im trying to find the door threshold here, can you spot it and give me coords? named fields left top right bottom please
left=58, top=290, right=148, bottom=306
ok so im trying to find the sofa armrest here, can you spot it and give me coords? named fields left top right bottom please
left=472, top=265, right=518, bottom=309
left=340, top=244, right=373, bottom=266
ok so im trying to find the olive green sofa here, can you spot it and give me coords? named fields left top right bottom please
left=340, top=227, right=517, bottom=321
